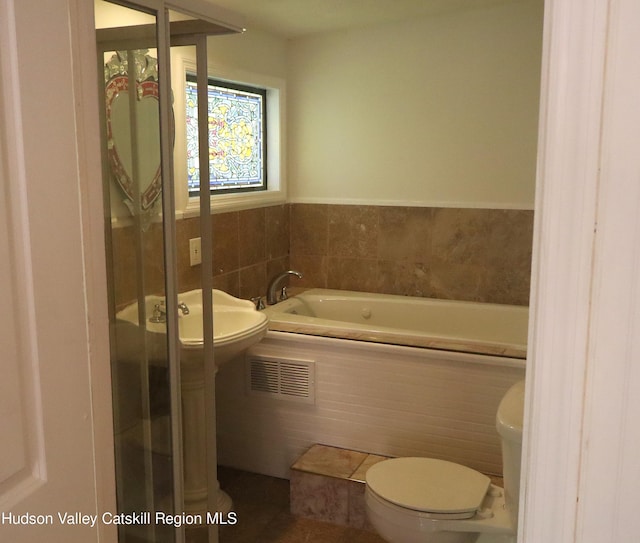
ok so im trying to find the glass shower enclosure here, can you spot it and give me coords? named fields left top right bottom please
left=95, top=1, right=243, bottom=541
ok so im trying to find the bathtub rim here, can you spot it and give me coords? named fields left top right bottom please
left=263, top=289, right=528, bottom=360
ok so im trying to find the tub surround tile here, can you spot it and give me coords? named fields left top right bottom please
left=289, top=203, right=533, bottom=306
left=377, top=206, right=433, bottom=262
left=210, top=206, right=291, bottom=300
left=111, top=202, right=531, bottom=309
left=289, top=254, right=328, bottom=289
left=266, top=256, right=291, bottom=282
left=266, top=204, right=290, bottom=260
left=326, top=257, right=379, bottom=293
left=191, top=205, right=291, bottom=300
left=429, top=208, right=533, bottom=306
left=290, top=203, right=329, bottom=256
left=328, top=205, right=379, bottom=258
left=239, top=263, right=267, bottom=301
left=377, top=260, right=431, bottom=297
left=206, top=206, right=290, bottom=300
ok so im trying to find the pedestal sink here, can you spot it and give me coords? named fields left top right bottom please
left=120, top=288, right=268, bottom=367
left=115, top=289, right=268, bottom=517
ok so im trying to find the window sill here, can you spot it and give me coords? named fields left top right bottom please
left=179, top=189, right=287, bottom=219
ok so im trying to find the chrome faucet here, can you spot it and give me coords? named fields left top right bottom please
left=149, top=302, right=166, bottom=323
left=266, top=270, right=303, bottom=305
left=149, top=300, right=189, bottom=323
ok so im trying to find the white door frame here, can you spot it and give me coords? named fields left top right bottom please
left=522, top=0, right=640, bottom=541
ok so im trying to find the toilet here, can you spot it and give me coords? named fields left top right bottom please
left=365, top=380, right=525, bottom=543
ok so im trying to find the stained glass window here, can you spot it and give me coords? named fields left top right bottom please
left=186, top=76, right=266, bottom=194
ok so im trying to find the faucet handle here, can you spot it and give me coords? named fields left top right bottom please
left=251, top=296, right=265, bottom=310
left=279, top=286, right=289, bottom=302
left=149, top=303, right=166, bottom=323
left=177, top=301, right=190, bottom=315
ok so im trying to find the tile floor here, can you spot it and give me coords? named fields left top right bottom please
left=185, top=456, right=503, bottom=543
left=215, top=466, right=386, bottom=543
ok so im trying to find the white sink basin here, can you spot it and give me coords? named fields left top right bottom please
left=115, top=289, right=268, bottom=368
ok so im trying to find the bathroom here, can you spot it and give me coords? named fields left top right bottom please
left=102, top=0, right=541, bottom=541
left=4, top=1, right=639, bottom=542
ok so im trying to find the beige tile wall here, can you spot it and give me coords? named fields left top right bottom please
left=110, top=204, right=290, bottom=309
left=178, top=204, right=291, bottom=301
left=110, top=202, right=533, bottom=308
left=289, top=204, right=534, bottom=306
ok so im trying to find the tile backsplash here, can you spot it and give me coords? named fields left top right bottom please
left=110, top=203, right=533, bottom=308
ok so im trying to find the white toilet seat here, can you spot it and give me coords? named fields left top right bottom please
left=365, top=482, right=515, bottom=542
left=366, top=457, right=491, bottom=518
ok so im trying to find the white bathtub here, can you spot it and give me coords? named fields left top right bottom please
left=216, top=289, right=528, bottom=480
left=264, top=288, right=528, bottom=359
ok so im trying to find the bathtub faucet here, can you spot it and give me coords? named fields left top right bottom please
left=266, top=270, right=303, bottom=305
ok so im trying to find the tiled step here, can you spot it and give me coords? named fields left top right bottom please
left=290, top=444, right=389, bottom=530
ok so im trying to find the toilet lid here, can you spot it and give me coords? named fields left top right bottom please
left=366, top=458, right=490, bottom=515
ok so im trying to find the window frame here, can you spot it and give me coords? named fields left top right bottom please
left=173, top=54, right=286, bottom=218
left=185, top=73, right=268, bottom=197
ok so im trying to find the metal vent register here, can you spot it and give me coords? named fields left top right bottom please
left=246, top=355, right=315, bottom=404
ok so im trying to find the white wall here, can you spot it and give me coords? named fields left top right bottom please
left=287, top=0, right=543, bottom=209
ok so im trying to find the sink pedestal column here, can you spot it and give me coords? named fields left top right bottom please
left=181, top=350, right=231, bottom=516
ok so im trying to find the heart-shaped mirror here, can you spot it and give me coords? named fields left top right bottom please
left=105, top=50, right=161, bottom=211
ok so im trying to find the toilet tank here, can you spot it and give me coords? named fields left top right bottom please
left=496, top=379, right=525, bottom=529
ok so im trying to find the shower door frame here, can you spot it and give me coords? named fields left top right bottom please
left=97, top=3, right=186, bottom=541
left=96, top=1, right=244, bottom=542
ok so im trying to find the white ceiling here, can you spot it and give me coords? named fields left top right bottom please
left=205, top=0, right=527, bottom=38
